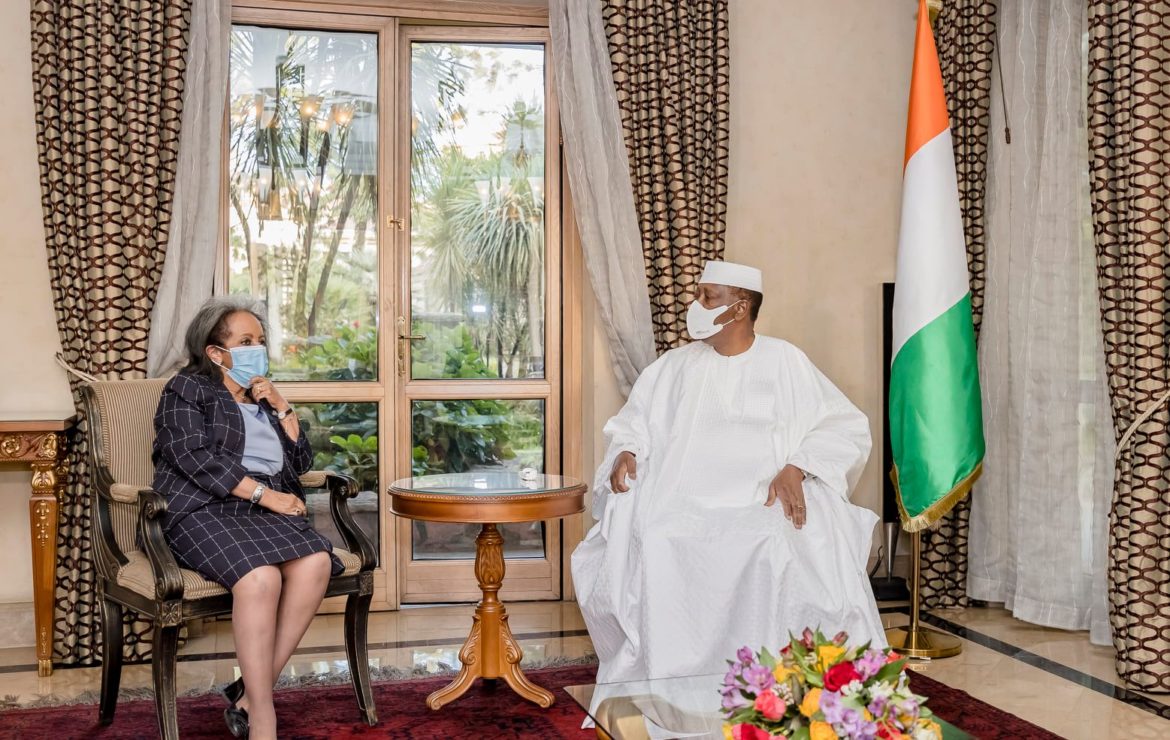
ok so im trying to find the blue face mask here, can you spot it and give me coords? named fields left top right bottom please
left=214, top=345, right=269, bottom=388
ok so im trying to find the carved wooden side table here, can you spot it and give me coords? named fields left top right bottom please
left=0, top=416, right=74, bottom=676
left=388, top=472, right=586, bottom=710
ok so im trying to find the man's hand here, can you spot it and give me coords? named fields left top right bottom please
left=609, top=451, right=638, bottom=493
left=765, top=464, right=808, bottom=529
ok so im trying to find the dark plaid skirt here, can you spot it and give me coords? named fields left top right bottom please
left=163, top=475, right=343, bottom=589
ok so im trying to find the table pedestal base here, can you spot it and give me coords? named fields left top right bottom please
left=427, top=523, right=554, bottom=710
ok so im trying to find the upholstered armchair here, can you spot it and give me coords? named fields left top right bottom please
left=81, top=379, right=378, bottom=739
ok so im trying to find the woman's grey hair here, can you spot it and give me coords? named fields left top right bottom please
left=181, top=296, right=269, bottom=378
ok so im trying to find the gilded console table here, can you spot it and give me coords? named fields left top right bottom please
left=0, top=416, right=73, bottom=676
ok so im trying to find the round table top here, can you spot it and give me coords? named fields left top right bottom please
left=387, top=472, right=587, bottom=523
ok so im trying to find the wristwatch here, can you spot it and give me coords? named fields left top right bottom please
left=250, top=483, right=266, bottom=504
left=274, top=407, right=293, bottom=420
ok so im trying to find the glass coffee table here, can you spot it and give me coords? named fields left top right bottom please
left=388, top=472, right=586, bottom=710
left=565, top=673, right=971, bottom=740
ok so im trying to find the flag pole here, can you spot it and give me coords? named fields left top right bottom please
left=883, top=531, right=962, bottom=658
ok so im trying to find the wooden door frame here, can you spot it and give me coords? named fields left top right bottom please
left=393, top=25, right=570, bottom=604
left=226, top=7, right=400, bottom=612
left=224, top=2, right=582, bottom=610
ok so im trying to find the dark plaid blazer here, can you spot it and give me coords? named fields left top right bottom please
left=152, top=372, right=313, bottom=529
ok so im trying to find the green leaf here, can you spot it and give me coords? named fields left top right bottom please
left=873, top=658, right=908, bottom=684
left=759, top=646, right=777, bottom=668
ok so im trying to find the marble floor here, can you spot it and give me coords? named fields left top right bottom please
left=0, top=601, right=1168, bottom=739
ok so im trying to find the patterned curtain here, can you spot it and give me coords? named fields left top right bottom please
left=600, top=0, right=730, bottom=352
left=1087, top=1, right=1170, bottom=692
left=917, top=0, right=998, bottom=610
left=30, top=0, right=192, bottom=665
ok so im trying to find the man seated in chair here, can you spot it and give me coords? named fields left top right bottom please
left=153, top=296, right=343, bottom=740
left=572, top=261, right=886, bottom=685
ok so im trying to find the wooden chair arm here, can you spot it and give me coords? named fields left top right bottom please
left=138, top=489, right=185, bottom=602
left=300, top=471, right=377, bottom=572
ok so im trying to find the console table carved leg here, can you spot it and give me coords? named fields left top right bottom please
left=30, top=454, right=61, bottom=677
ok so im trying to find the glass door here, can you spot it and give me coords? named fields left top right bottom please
left=225, top=12, right=398, bottom=609
left=395, top=27, right=562, bottom=603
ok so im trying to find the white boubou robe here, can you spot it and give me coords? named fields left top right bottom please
left=572, top=336, right=886, bottom=685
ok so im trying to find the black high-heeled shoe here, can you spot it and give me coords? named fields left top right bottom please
left=222, top=677, right=245, bottom=706
left=222, top=677, right=248, bottom=738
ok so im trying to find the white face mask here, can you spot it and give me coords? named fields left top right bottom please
left=686, top=298, right=744, bottom=340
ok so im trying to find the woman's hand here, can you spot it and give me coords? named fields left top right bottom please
left=259, top=490, right=307, bottom=517
left=248, top=376, right=290, bottom=413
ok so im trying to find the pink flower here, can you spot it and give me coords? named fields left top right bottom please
left=732, top=724, right=774, bottom=740
left=801, top=628, right=816, bottom=649
left=832, top=630, right=849, bottom=645
left=754, top=691, right=786, bottom=720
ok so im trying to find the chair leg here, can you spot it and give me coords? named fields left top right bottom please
left=98, top=596, right=124, bottom=725
left=344, top=591, right=377, bottom=726
left=152, top=623, right=181, bottom=740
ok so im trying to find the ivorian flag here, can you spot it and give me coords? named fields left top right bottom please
left=890, top=0, right=985, bottom=532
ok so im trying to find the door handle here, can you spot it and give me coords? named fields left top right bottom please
left=397, top=317, right=426, bottom=376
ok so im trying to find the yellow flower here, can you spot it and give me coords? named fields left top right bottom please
left=864, top=709, right=874, bottom=721
left=773, top=664, right=795, bottom=682
left=921, top=720, right=943, bottom=739
left=810, top=721, right=837, bottom=740
left=800, top=688, right=823, bottom=718
left=722, top=724, right=735, bottom=740
left=816, top=645, right=846, bottom=672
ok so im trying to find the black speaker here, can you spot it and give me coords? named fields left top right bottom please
left=882, top=282, right=898, bottom=525
left=870, top=281, right=910, bottom=601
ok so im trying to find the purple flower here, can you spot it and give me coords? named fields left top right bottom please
left=743, top=664, right=775, bottom=693
left=737, top=646, right=755, bottom=664
left=856, top=649, right=887, bottom=680
left=721, top=688, right=751, bottom=711
left=723, top=665, right=742, bottom=687
left=839, top=708, right=879, bottom=739
left=867, top=694, right=889, bottom=718
left=820, top=690, right=845, bottom=724
left=897, top=697, right=920, bottom=723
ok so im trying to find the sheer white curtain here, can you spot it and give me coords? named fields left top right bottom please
left=147, top=0, right=230, bottom=377
left=969, top=0, right=1112, bottom=644
left=548, top=0, right=658, bottom=395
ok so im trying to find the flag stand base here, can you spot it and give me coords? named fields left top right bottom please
left=884, top=531, right=962, bottom=659
left=884, top=625, right=962, bottom=659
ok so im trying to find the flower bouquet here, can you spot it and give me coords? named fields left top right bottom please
left=720, top=629, right=942, bottom=740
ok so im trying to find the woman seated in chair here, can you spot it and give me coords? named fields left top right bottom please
left=152, top=296, right=342, bottom=740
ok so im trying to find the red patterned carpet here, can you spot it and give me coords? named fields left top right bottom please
left=0, top=664, right=1062, bottom=739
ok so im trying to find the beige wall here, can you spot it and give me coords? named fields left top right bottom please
left=581, top=1, right=916, bottom=553
left=728, top=0, right=914, bottom=527
left=0, top=2, right=75, bottom=612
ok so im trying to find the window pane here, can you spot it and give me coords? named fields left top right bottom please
left=297, top=402, right=380, bottom=565
left=409, top=42, right=546, bottom=380
left=228, top=26, right=379, bottom=381
left=410, top=399, right=545, bottom=560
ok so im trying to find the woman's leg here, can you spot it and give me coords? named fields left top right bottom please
left=231, top=565, right=282, bottom=740
left=270, top=551, right=332, bottom=678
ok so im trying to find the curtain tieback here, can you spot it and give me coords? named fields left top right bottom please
left=1116, top=388, right=1170, bottom=462
left=55, top=352, right=99, bottom=383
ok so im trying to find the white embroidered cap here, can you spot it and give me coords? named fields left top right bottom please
left=698, top=260, right=763, bottom=292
